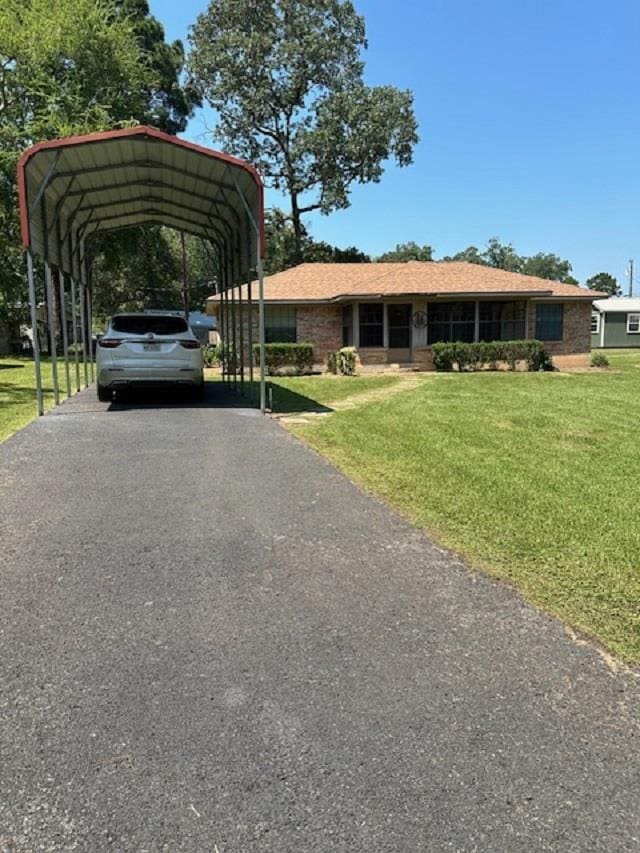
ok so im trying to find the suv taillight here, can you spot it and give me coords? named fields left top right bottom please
left=179, top=340, right=201, bottom=349
left=98, top=339, right=121, bottom=348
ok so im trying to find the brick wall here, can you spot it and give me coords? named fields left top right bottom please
left=528, top=301, right=592, bottom=358
left=214, top=302, right=342, bottom=369
left=214, top=298, right=594, bottom=373
left=297, top=304, right=342, bottom=364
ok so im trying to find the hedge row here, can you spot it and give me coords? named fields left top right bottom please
left=326, top=347, right=357, bottom=375
left=252, top=342, right=314, bottom=375
left=432, top=340, right=553, bottom=372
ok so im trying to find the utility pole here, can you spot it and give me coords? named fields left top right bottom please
left=626, top=259, right=634, bottom=298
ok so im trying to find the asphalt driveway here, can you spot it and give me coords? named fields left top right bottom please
left=1, top=385, right=639, bottom=852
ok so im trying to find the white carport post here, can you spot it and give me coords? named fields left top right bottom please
left=67, top=232, right=81, bottom=392
left=231, top=172, right=266, bottom=414
left=56, top=221, right=71, bottom=397
left=41, top=197, right=60, bottom=406
left=257, top=254, right=266, bottom=414
left=26, top=249, right=44, bottom=416
left=77, top=237, right=89, bottom=388
left=57, top=266, right=71, bottom=397
left=86, top=256, right=94, bottom=383
left=245, top=217, right=254, bottom=403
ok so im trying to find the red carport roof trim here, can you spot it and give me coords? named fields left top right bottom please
left=17, top=125, right=265, bottom=254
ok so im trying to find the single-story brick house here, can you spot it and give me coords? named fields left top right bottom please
left=207, top=261, right=601, bottom=370
left=591, top=298, right=640, bottom=348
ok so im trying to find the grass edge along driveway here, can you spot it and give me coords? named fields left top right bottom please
left=288, top=351, right=640, bottom=665
left=0, top=357, right=88, bottom=443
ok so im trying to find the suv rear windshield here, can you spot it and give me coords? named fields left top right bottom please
left=111, top=316, right=189, bottom=335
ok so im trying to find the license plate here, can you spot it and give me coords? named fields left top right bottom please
left=143, top=343, right=161, bottom=351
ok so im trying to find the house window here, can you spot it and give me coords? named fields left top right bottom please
left=388, top=304, right=412, bottom=348
left=627, top=313, right=640, bottom=334
left=359, top=303, right=384, bottom=347
left=479, top=301, right=526, bottom=341
left=342, top=305, right=354, bottom=347
left=591, top=312, right=601, bottom=334
left=427, top=302, right=475, bottom=344
left=535, top=304, right=564, bottom=341
left=264, top=306, right=296, bottom=343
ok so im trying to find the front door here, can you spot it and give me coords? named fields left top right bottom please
left=388, top=304, right=412, bottom=362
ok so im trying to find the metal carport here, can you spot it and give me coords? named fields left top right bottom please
left=17, top=125, right=266, bottom=412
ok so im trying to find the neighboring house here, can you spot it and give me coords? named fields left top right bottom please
left=591, top=298, right=640, bottom=349
left=207, top=262, right=601, bottom=370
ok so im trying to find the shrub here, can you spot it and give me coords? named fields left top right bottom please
left=326, top=351, right=338, bottom=374
left=432, top=342, right=455, bottom=371
left=212, top=342, right=236, bottom=371
left=203, top=344, right=222, bottom=367
left=431, top=340, right=553, bottom=372
left=253, top=342, right=314, bottom=375
left=337, top=347, right=357, bottom=375
left=591, top=351, right=610, bottom=368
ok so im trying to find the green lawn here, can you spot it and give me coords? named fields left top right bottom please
left=210, top=373, right=402, bottom=413
left=290, top=351, right=640, bottom=664
left=0, top=356, right=90, bottom=443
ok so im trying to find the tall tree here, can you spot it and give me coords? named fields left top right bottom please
left=188, top=0, right=418, bottom=262
left=483, top=237, right=523, bottom=272
left=442, top=246, right=487, bottom=266
left=263, top=207, right=368, bottom=274
left=92, top=227, right=216, bottom=320
left=443, top=238, right=575, bottom=282
left=377, top=242, right=433, bottom=263
left=114, top=0, right=200, bottom=134
left=0, top=0, right=198, bottom=331
left=520, top=252, right=574, bottom=282
left=586, top=272, right=620, bottom=297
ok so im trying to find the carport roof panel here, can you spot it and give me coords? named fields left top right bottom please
left=17, top=126, right=264, bottom=274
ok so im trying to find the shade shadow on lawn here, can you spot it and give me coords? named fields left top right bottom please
left=105, top=379, right=332, bottom=414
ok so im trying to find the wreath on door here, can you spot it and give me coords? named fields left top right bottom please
left=412, top=310, right=427, bottom=329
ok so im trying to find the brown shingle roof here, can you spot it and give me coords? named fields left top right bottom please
left=207, top=261, right=601, bottom=304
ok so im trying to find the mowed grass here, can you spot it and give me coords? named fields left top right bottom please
left=292, top=351, right=640, bottom=664
left=209, top=372, right=402, bottom=413
left=0, top=356, right=89, bottom=443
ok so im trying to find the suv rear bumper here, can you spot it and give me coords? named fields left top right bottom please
left=98, top=366, right=203, bottom=388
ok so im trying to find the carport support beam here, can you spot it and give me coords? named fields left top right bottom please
left=26, top=249, right=44, bottom=416
left=78, top=241, right=89, bottom=388
left=257, top=256, right=266, bottom=414
left=44, top=262, right=60, bottom=407
left=229, top=245, right=237, bottom=392
left=87, top=280, right=94, bottom=383
left=246, top=223, right=254, bottom=404
left=58, top=267, right=71, bottom=397
left=41, top=197, right=60, bottom=406
left=85, top=249, right=94, bottom=383
left=220, top=257, right=228, bottom=385
left=236, top=242, right=245, bottom=395
left=56, top=220, right=71, bottom=397
left=70, top=275, right=81, bottom=391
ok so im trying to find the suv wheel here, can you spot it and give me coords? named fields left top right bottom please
left=97, top=384, right=112, bottom=402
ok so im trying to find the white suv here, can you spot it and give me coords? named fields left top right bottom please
left=96, top=313, right=204, bottom=402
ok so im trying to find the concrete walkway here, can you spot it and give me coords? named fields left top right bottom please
left=1, top=385, right=639, bottom=852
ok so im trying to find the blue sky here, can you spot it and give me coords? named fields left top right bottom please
left=151, top=0, right=640, bottom=286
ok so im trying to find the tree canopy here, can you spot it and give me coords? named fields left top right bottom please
left=0, top=0, right=198, bottom=330
left=376, top=242, right=433, bottom=263
left=443, top=237, right=576, bottom=283
left=264, top=207, right=369, bottom=275
left=188, top=0, right=418, bottom=261
left=586, top=272, right=620, bottom=297
left=92, top=227, right=216, bottom=321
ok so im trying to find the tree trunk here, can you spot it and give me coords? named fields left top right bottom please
left=290, top=193, right=304, bottom=265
